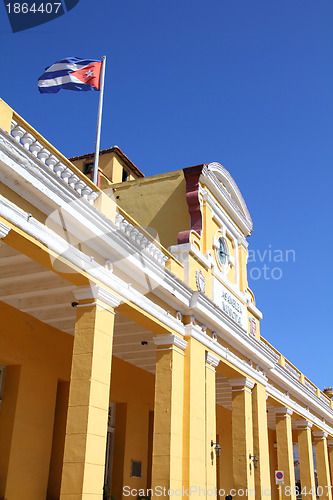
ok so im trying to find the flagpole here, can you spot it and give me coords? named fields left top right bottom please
left=93, top=55, right=106, bottom=186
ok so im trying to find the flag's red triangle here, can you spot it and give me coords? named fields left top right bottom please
left=70, top=61, right=102, bottom=89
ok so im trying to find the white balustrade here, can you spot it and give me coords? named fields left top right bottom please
left=115, top=212, right=168, bottom=265
left=68, top=174, right=79, bottom=190
left=304, top=379, right=317, bottom=394
left=46, top=155, right=58, bottom=170
left=61, top=168, right=73, bottom=183
left=285, top=361, right=300, bottom=380
left=74, top=180, right=86, bottom=195
left=81, top=186, right=93, bottom=199
left=53, top=162, right=66, bottom=177
left=37, top=148, right=51, bottom=163
left=9, top=119, right=100, bottom=205
left=30, top=141, right=43, bottom=157
left=21, top=132, right=36, bottom=149
left=11, top=124, right=25, bottom=142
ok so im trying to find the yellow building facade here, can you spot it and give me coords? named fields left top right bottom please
left=0, top=98, right=332, bottom=500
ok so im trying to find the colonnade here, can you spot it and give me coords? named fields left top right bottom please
left=57, top=290, right=333, bottom=500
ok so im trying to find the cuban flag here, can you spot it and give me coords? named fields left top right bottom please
left=38, top=57, right=102, bottom=93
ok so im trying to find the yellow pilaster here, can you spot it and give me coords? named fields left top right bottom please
left=0, top=99, right=13, bottom=132
left=183, top=335, right=207, bottom=497
left=205, top=352, right=219, bottom=498
left=60, top=285, right=120, bottom=500
left=238, top=242, right=248, bottom=291
left=313, top=431, right=332, bottom=500
left=275, top=407, right=296, bottom=500
left=252, top=383, right=271, bottom=499
left=2, top=364, right=58, bottom=500
left=327, top=440, right=333, bottom=487
left=151, top=333, right=187, bottom=496
left=230, top=377, right=255, bottom=499
left=297, top=420, right=316, bottom=500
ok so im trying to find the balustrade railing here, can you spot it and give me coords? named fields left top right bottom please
left=115, top=211, right=169, bottom=265
left=10, top=115, right=100, bottom=205
left=284, top=360, right=301, bottom=381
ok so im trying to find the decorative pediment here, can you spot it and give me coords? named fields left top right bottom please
left=177, top=162, right=253, bottom=245
left=201, top=162, right=253, bottom=236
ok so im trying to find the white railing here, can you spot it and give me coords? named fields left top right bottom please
left=10, top=119, right=99, bottom=205
left=259, top=338, right=280, bottom=363
left=115, top=212, right=169, bottom=265
left=322, top=397, right=331, bottom=407
left=285, top=361, right=300, bottom=381
left=304, top=379, right=317, bottom=394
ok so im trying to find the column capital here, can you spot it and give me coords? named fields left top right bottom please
left=274, top=406, right=293, bottom=417
left=313, top=431, right=328, bottom=439
left=229, top=377, right=255, bottom=390
left=0, top=221, right=11, bottom=239
left=206, top=352, right=219, bottom=368
left=73, top=284, right=122, bottom=311
left=153, top=334, right=187, bottom=351
left=297, top=420, right=313, bottom=429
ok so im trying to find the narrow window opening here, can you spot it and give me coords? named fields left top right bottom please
left=122, top=168, right=129, bottom=182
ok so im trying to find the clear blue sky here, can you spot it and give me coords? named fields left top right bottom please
left=1, top=0, right=332, bottom=389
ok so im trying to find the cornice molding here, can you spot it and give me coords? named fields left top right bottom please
left=184, top=323, right=268, bottom=386
left=189, top=291, right=275, bottom=371
left=229, top=377, right=255, bottom=390
left=297, top=420, right=313, bottom=429
left=313, top=431, right=328, bottom=439
left=270, top=364, right=333, bottom=425
left=206, top=351, right=220, bottom=368
left=73, top=285, right=122, bottom=309
left=0, top=221, right=11, bottom=239
left=274, top=407, right=293, bottom=417
left=266, top=383, right=333, bottom=437
left=153, top=334, right=187, bottom=351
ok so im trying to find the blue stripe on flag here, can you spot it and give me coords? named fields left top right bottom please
left=39, top=82, right=99, bottom=94
left=44, top=57, right=100, bottom=71
left=39, top=70, right=74, bottom=80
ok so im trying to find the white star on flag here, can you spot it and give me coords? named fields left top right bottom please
left=86, top=70, right=93, bottom=77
